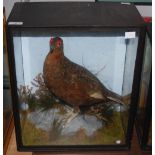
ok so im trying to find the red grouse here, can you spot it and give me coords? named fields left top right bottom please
left=43, top=37, right=124, bottom=124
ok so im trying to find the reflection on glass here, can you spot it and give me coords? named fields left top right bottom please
left=13, top=31, right=138, bottom=146
left=147, top=120, right=152, bottom=145
left=137, top=34, right=152, bottom=135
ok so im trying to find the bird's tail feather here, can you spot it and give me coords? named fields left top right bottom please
left=107, top=96, right=125, bottom=105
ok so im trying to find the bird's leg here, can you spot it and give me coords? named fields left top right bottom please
left=95, top=113, right=108, bottom=122
left=62, top=106, right=80, bottom=128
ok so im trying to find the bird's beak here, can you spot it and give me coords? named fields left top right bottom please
left=50, top=45, right=54, bottom=53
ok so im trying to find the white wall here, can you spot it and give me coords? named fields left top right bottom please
left=3, top=0, right=20, bottom=19
left=136, top=5, right=152, bottom=17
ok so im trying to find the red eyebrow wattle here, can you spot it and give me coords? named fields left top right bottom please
left=56, top=39, right=62, bottom=46
left=50, top=38, right=54, bottom=44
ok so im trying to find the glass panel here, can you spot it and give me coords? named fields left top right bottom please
left=121, top=38, right=138, bottom=134
left=13, top=29, right=138, bottom=146
left=137, top=34, right=151, bottom=135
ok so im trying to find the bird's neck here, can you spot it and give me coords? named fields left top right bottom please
left=51, top=49, right=64, bottom=60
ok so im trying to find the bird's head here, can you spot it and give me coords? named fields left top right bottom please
left=50, top=37, right=63, bottom=53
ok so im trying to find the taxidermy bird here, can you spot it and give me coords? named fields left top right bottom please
left=43, top=37, right=124, bottom=125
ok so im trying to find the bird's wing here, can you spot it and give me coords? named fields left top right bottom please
left=63, top=57, right=106, bottom=100
left=64, top=57, right=102, bottom=84
left=63, top=57, right=124, bottom=104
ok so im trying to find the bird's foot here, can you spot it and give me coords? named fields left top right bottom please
left=62, top=109, right=79, bottom=128
left=95, top=113, right=108, bottom=122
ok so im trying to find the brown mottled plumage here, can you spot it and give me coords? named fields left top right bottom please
left=43, top=37, right=123, bottom=113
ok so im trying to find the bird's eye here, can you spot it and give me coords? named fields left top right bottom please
left=56, top=40, right=62, bottom=47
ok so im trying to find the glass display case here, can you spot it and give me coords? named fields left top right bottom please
left=135, top=23, right=152, bottom=150
left=6, top=2, right=145, bottom=151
